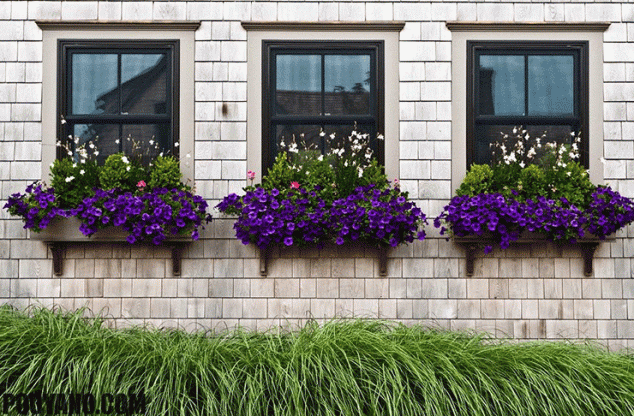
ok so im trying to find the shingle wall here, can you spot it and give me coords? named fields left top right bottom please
left=1, top=1, right=633, bottom=348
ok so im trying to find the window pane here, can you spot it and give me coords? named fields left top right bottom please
left=478, top=55, right=525, bottom=116
left=324, top=55, right=371, bottom=115
left=121, top=124, right=171, bottom=164
left=71, top=54, right=118, bottom=115
left=121, top=54, right=168, bottom=115
left=474, top=124, right=575, bottom=165
left=528, top=55, right=574, bottom=116
left=275, top=55, right=321, bottom=115
left=72, top=123, right=119, bottom=163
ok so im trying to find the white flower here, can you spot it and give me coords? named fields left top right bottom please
left=115, top=139, right=120, bottom=144
left=320, top=131, right=326, bottom=137
left=377, top=134, right=384, bottom=141
left=519, top=161, right=525, bottom=168
left=94, top=151, right=99, bottom=156
left=126, top=166, right=130, bottom=172
left=89, top=142, right=95, bottom=149
left=330, top=133, right=336, bottom=140
left=79, top=169, right=85, bottom=175
left=65, top=176, right=74, bottom=182
left=317, top=155, right=323, bottom=161
left=149, top=140, right=154, bottom=145
left=174, top=142, right=179, bottom=147
left=121, top=156, right=129, bottom=164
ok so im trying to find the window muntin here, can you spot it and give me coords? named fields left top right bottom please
left=262, top=41, right=383, bottom=171
left=59, top=40, right=179, bottom=164
left=468, top=41, right=588, bottom=167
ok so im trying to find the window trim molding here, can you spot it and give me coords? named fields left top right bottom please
left=244, top=22, right=401, bottom=183
left=242, top=21, right=405, bottom=32
left=40, top=22, right=197, bottom=183
left=448, top=23, right=608, bottom=193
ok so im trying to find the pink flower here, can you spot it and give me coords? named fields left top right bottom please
left=247, top=170, right=256, bottom=181
left=290, top=181, right=300, bottom=189
left=137, top=180, right=146, bottom=189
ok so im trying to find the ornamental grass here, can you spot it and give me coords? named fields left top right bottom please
left=2, top=306, right=634, bottom=416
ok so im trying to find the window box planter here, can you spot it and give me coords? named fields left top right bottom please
left=453, top=232, right=611, bottom=277
left=30, top=216, right=193, bottom=277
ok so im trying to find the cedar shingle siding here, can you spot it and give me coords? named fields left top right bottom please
left=2, top=1, right=634, bottom=349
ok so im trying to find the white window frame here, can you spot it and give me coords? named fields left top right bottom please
left=448, top=22, right=609, bottom=192
left=243, top=22, right=403, bottom=183
left=38, top=21, right=198, bottom=183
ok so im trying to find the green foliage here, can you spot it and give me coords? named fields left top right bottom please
left=2, top=306, right=634, bottom=416
left=357, top=158, right=389, bottom=189
left=261, top=130, right=390, bottom=203
left=98, top=153, right=145, bottom=192
left=456, top=164, right=494, bottom=197
left=49, top=158, right=100, bottom=208
left=458, top=128, right=597, bottom=208
left=148, top=156, right=187, bottom=191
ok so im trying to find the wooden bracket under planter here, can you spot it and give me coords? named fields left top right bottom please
left=454, top=234, right=604, bottom=277
left=31, top=217, right=192, bottom=277
left=259, top=245, right=389, bottom=277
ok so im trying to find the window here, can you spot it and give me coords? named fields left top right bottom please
left=39, top=22, right=197, bottom=182
left=262, top=41, right=383, bottom=170
left=243, top=22, right=402, bottom=183
left=467, top=41, right=588, bottom=167
left=448, top=23, right=609, bottom=190
left=59, top=40, right=178, bottom=164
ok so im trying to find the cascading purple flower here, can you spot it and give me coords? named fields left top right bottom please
left=4, top=183, right=212, bottom=245
left=435, top=186, right=634, bottom=252
left=217, top=184, right=427, bottom=250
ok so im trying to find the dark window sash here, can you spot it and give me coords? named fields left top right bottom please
left=57, top=39, right=179, bottom=161
left=262, top=40, right=384, bottom=171
left=466, top=40, right=589, bottom=168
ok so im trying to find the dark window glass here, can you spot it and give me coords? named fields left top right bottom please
left=59, top=41, right=178, bottom=163
left=468, top=41, right=588, bottom=167
left=264, top=41, right=383, bottom=170
left=527, top=55, right=574, bottom=116
left=71, top=54, right=118, bottom=115
left=478, top=55, right=524, bottom=116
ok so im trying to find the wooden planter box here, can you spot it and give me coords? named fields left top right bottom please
left=453, top=232, right=611, bottom=277
left=30, top=217, right=193, bottom=276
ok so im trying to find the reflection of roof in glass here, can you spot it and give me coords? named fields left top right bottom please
left=276, top=89, right=370, bottom=116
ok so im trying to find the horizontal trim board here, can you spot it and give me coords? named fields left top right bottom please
left=242, top=21, right=405, bottom=31
left=36, top=20, right=201, bottom=31
left=446, top=21, right=610, bottom=32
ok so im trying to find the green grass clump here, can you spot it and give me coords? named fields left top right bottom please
left=1, top=305, right=634, bottom=415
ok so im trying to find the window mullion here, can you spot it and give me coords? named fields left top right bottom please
left=524, top=54, right=529, bottom=117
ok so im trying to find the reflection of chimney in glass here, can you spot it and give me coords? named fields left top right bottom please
left=479, top=68, right=495, bottom=115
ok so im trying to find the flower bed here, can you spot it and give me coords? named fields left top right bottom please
left=217, top=130, right=427, bottom=256
left=436, top=128, right=634, bottom=254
